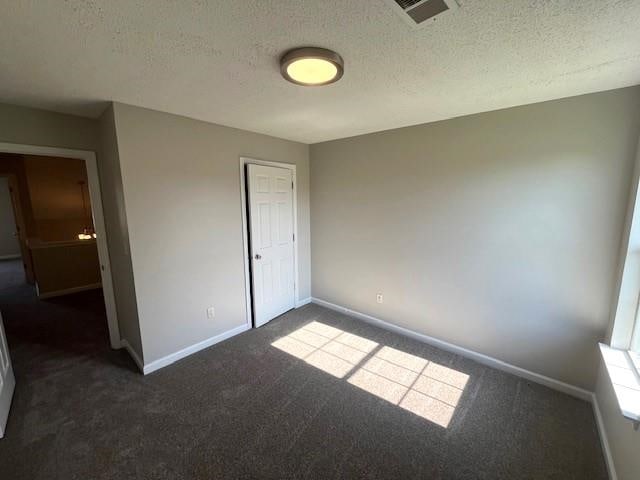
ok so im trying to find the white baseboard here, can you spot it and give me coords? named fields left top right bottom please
left=591, top=393, right=618, bottom=480
left=121, top=339, right=145, bottom=374
left=37, top=282, right=101, bottom=299
left=0, top=254, right=20, bottom=261
left=142, top=324, right=251, bottom=375
left=311, top=297, right=593, bottom=402
left=296, top=297, right=312, bottom=308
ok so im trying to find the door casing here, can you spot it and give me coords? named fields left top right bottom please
left=0, top=310, right=15, bottom=439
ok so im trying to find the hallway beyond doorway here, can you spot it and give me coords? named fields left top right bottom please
left=0, top=258, right=133, bottom=381
left=0, top=259, right=32, bottom=302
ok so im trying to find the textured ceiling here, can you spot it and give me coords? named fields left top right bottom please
left=1, top=0, right=640, bottom=143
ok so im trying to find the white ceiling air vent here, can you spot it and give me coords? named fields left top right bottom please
left=383, top=0, right=459, bottom=28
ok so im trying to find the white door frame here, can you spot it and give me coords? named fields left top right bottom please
left=239, top=157, right=299, bottom=328
left=0, top=142, right=121, bottom=349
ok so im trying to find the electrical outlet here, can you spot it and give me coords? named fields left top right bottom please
left=207, top=306, right=215, bottom=319
left=376, top=293, right=383, bottom=304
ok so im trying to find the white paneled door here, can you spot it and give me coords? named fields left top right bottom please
left=247, top=164, right=295, bottom=327
left=0, top=311, right=15, bottom=438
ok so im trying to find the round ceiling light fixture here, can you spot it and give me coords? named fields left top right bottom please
left=280, top=47, right=344, bottom=86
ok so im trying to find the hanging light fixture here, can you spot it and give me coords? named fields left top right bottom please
left=280, top=47, right=344, bottom=86
left=77, top=180, right=95, bottom=240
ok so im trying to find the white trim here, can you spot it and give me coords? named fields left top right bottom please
left=121, top=339, right=145, bottom=373
left=598, top=343, right=640, bottom=423
left=295, top=297, right=312, bottom=308
left=142, top=324, right=250, bottom=375
left=607, top=136, right=640, bottom=349
left=311, top=297, right=593, bottom=401
left=591, top=393, right=618, bottom=480
left=0, top=255, right=20, bottom=261
left=37, top=282, right=101, bottom=299
left=0, top=142, right=121, bottom=349
left=239, top=157, right=299, bottom=330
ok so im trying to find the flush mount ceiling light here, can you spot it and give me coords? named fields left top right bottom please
left=280, top=47, right=344, bottom=86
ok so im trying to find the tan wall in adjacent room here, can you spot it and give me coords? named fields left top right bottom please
left=23, top=155, right=94, bottom=242
left=30, top=241, right=101, bottom=296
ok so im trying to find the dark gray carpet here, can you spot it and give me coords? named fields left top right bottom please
left=0, top=260, right=608, bottom=479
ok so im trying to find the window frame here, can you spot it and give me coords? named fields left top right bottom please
left=631, top=313, right=640, bottom=353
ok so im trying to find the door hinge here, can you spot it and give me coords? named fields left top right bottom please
left=291, top=181, right=294, bottom=189
left=293, top=233, right=295, bottom=242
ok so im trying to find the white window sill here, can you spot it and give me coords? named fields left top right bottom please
left=599, top=343, right=640, bottom=423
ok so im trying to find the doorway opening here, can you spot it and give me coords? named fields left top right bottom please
left=0, top=145, right=119, bottom=349
left=239, top=157, right=300, bottom=329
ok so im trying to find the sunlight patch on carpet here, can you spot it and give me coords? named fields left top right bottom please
left=272, top=321, right=469, bottom=428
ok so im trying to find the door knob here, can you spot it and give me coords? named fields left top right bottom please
left=254, top=254, right=262, bottom=260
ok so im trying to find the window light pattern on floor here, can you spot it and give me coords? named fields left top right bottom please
left=272, top=321, right=469, bottom=428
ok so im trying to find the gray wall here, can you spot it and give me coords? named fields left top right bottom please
left=310, top=86, right=640, bottom=390
left=0, top=177, right=20, bottom=257
left=98, top=106, right=143, bottom=360
left=0, top=102, right=98, bottom=151
left=112, top=103, right=311, bottom=364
